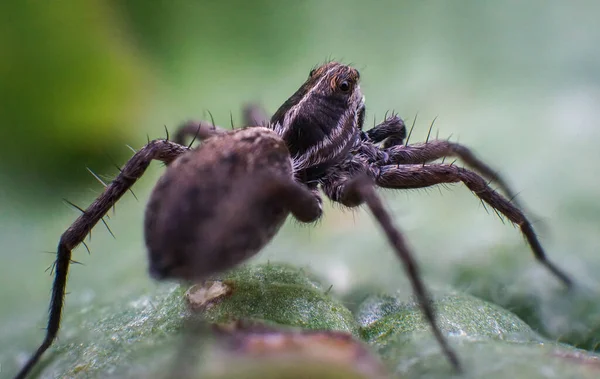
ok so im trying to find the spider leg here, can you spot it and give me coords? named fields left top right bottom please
left=384, top=140, right=526, bottom=209
left=15, top=139, right=188, bottom=379
left=239, top=174, right=321, bottom=224
left=173, top=121, right=227, bottom=146
left=273, top=179, right=323, bottom=223
left=322, top=173, right=461, bottom=372
left=363, top=114, right=406, bottom=148
left=375, top=163, right=572, bottom=287
left=242, top=104, right=270, bottom=127
left=173, top=104, right=270, bottom=147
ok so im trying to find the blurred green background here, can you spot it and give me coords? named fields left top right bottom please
left=2, top=0, right=600, bottom=376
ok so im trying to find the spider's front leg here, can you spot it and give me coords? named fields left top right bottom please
left=321, top=172, right=462, bottom=372
left=374, top=163, right=572, bottom=287
left=362, top=114, right=406, bottom=148
left=384, top=140, right=527, bottom=209
left=364, top=115, right=530, bottom=212
left=15, top=139, right=188, bottom=379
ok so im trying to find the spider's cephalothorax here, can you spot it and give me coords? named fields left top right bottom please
left=15, top=62, right=574, bottom=379
left=271, top=62, right=365, bottom=182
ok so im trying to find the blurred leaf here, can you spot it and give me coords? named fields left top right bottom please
left=453, top=258, right=600, bottom=351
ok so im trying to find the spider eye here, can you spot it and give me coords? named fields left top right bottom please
left=339, top=80, right=351, bottom=92
left=309, top=69, right=316, bottom=78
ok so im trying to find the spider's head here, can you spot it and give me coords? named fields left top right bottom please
left=270, top=62, right=365, bottom=180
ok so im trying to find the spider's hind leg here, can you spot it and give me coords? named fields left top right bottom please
left=242, top=104, right=270, bottom=127
left=14, top=139, right=188, bottom=379
left=173, top=121, right=227, bottom=146
left=174, top=104, right=271, bottom=146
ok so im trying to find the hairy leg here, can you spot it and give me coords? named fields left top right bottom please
left=384, top=140, right=526, bottom=208
left=322, top=173, right=462, bottom=371
left=375, top=163, right=572, bottom=287
left=173, top=104, right=270, bottom=146
left=363, top=114, right=406, bottom=148
left=15, top=140, right=188, bottom=379
left=173, top=121, right=227, bottom=146
left=270, top=176, right=323, bottom=223
left=243, top=104, right=270, bottom=127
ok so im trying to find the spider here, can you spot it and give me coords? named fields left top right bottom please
left=15, top=62, right=573, bottom=378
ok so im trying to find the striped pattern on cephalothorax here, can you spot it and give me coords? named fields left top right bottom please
left=270, top=62, right=366, bottom=182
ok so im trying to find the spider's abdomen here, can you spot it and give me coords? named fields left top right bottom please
left=144, top=127, right=293, bottom=281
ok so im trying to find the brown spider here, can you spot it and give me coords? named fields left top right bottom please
left=15, top=62, right=572, bottom=378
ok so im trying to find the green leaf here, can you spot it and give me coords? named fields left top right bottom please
left=357, top=289, right=600, bottom=378
left=13, top=264, right=600, bottom=378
